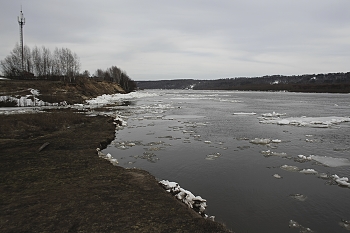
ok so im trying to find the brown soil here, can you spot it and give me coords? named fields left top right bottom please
left=0, top=110, right=232, bottom=233
left=0, top=78, right=125, bottom=105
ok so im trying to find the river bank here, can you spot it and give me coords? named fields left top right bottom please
left=0, top=109, right=231, bottom=232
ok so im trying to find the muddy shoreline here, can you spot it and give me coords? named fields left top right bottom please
left=0, top=109, right=231, bottom=232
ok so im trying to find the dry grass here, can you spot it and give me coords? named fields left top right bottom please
left=0, top=111, right=90, bottom=139
left=0, top=111, right=232, bottom=233
left=0, top=78, right=125, bottom=105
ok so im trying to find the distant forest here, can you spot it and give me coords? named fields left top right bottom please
left=137, top=72, right=350, bottom=93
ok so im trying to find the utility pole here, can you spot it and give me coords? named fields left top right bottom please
left=18, top=6, right=25, bottom=76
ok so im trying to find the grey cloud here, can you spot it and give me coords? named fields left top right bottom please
left=1, top=0, right=350, bottom=80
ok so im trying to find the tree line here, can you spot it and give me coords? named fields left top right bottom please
left=0, top=44, right=137, bottom=93
left=0, top=43, right=80, bottom=78
left=92, top=66, right=137, bottom=93
left=136, top=72, right=350, bottom=93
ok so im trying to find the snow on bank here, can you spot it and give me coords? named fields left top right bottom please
left=0, top=88, right=67, bottom=107
left=96, top=148, right=119, bottom=166
left=159, top=180, right=214, bottom=219
left=259, top=116, right=350, bottom=128
left=86, top=91, right=158, bottom=106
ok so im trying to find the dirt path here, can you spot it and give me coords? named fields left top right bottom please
left=0, top=110, right=231, bottom=233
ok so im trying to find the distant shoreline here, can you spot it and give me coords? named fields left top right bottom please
left=136, top=72, right=350, bottom=93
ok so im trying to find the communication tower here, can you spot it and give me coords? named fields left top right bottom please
left=18, top=6, right=25, bottom=73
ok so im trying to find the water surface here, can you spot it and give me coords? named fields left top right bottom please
left=104, top=90, right=350, bottom=233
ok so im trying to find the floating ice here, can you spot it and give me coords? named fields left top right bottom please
left=250, top=138, right=271, bottom=145
left=114, top=115, right=128, bottom=127
left=280, top=165, right=299, bottom=172
left=318, top=173, right=329, bottom=179
left=310, top=155, right=350, bottom=167
left=262, top=112, right=286, bottom=117
left=159, top=180, right=210, bottom=216
left=289, top=220, right=313, bottom=232
left=273, top=174, right=282, bottom=179
left=260, top=116, right=350, bottom=128
left=339, top=219, right=350, bottom=231
left=233, top=112, right=257, bottom=115
left=332, top=175, right=350, bottom=188
left=205, top=153, right=221, bottom=160
left=295, top=155, right=312, bottom=163
left=131, top=152, right=159, bottom=163
left=290, top=194, right=308, bottom=201
left=271, top=139, right=282, bottom=143
left=261, top=150, right=287, bottom=157
left=300, top=169, right=318, bottom=175
left=297, top=155, right=312, bottom=160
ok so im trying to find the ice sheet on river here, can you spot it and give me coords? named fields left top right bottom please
left=310, top=155, right=350, bottom=167
left=259, top=116, right=350, bottom=128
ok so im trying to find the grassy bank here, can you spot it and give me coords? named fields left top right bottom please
left=0, top=78, right=125, bottom=105
left=0, top=110, right=231, bottom=232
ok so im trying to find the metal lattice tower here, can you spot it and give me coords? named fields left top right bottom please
left=18, top=6, right=25, bottom=73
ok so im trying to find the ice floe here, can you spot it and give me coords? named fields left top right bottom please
left=135, top=152, right=159, bottom=163
left=159, top=180, right=210, bottom=217
left=297, top=155, right=312, bottom=161
left=271, top=139, right=282, bottom=143
left=332, top=175, right=350, bottom=188
left=250, top=138, right=271, bottom=145
left=339, top=219, right=350, bottom=231
left=261, top=111, right=286, bottom=117
left=205, top=153, right=221, bottom=160
left=290, top=194, right=308, bottom=201
left=259, top=116, right=350, bottom=128
left=280, top=165, right=299, bottom=172
left=289, top=220, right=314, bottom=232
left=273, top=174, right=282, bottom=179
left=233, top=112, right=257, bottom=115
left=261, top=150, right=287, bottom=157
left=300, top=169, right=318, bottom=175
left=114, top=115, right=128, bottom=127
left=310, top=155, right=350, bottom=167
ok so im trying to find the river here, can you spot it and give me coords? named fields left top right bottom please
left=102, top=90, right=350, bottom=233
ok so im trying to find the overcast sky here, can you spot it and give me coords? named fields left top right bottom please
left=1, top=0, right=349, bottom=80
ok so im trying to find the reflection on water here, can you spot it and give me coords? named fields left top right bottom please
left=103, top=90, right=350, bottom=233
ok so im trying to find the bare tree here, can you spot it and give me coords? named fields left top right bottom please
left=32, top=46, right=43, bottom=76
left=0, top=43, right=22, bottom=76
left=1, top=44, right=80, bottom=80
